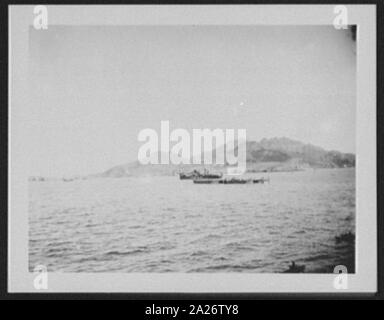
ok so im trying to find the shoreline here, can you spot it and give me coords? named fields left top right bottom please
left=29, top=166, right=355, bottom=182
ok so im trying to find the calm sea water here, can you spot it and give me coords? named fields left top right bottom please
left=29, top=168, right=355, bottom=273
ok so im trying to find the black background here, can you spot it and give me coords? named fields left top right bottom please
left=0, top=0, right=382, bottom=303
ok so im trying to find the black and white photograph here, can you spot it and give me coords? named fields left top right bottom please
left=27, top=24, right=357, bottom=274
left=6, top=4, right=378, bottom=295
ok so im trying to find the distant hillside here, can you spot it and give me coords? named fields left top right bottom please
left=244, top=138, right=355, bottom=168
left=92, top=137, right=355, bottom=178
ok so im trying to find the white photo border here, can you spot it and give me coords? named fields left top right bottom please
left=8, top=4, right=377, bottom=293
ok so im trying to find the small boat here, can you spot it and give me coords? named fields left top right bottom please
left=283, top=261, right=306, bottom=273
left=179, top=172, right=197, bottom=180
left=193, top=179, right=220, bottom=184
left=201, top=173, right=223, bottom=179
left=180, top=169, right=222, bottom=180
left=193, top=177, right=269, bottom=184
left=253, top=178, right=269, bottom=184
left=198, top=168, right=223, bottom=179
left=219, top=178, right=251, bottom=184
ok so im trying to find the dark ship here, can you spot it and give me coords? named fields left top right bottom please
left=179, top=169, right=223, bottom=180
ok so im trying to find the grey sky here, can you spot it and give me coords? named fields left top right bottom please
left=28, top=25, right=356, bottom=177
